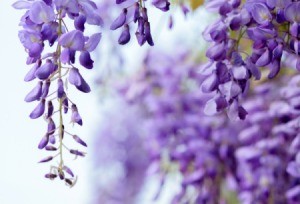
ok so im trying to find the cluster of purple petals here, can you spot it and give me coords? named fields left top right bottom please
left=234, top=77, right=300, bottom=204
left=121, top=49, right=240, bottom=203
left=201, top=0, right=300, bottom=120
left=118, top=46, right=300, bottom=203
left=13, top=0, right=102, bottom=185
left=111, top=0, right=170, bottom=45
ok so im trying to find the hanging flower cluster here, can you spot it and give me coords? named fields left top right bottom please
left=111, top=0, right=170, bottom=45
left=201, top=0, right=300, bottom=120
left=13, top=0, right=102, bottom=186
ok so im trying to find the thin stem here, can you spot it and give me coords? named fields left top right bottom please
left=235, top=28, right=246, bottom=51
left=57, top=10, right=64, bottom=168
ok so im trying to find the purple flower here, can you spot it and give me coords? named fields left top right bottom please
left=109, top=0, right=169, bottom=46
left=206, top=42, right=226, bottom=61
left=118, top=24, right=131, bottom=45
left=47, top=101, right=53, bottom=118
left=38, top=156, right=53, bottom=163
left=60, top=48, right=75, bottom=64
left=38, top=134, right=49, bottom=149
left=268, top=59, right=280, bottom=79
left=70, top=149, right=85, bottom=157
left=45, top=146, right=57, bottom=151
left=41, top=22, right=58, bottom=46
left=45, top=173, right=57, bottom=179
left=72, top=135, right=87, bottom=147
left=286, top=185, right=300, bottom=200
left=24, top=63, right=39, bottom=82
left=255, top=49, right=271, bottom=67
left=47, top=118, right=56, bottom=135
left=12, top=1, right=31, bottom=9
left=63, top=98, right=68, bottom=114
left=135, top=31, right=146, bottom=46
left=287, top=161, right=300, bottom=178
left=285, top=2, right=300, bottom=23
left=133, top=2, right=140, bottom=23
left=57, top=78, right=65, bottom=98
left=30, top=99, right=45, bottom=119
left=29, top=1, right=55, bottom=24
left=35, top=60, right=56, bottom=80
left=41, top=80, right=51, bottom=98
left=84, top=33, right=102, bottom=52
left=25, top=81, right=42, bottom=102
left=71, top=104, right=83, bottom=126
left=14, top=0, right=99, bottom=184
left=74, top=14, right=86, bottom=32
left=152, top=0, right=170, bottom=11
left=251, top=3, right=272, bottom=25
left=49, top=135, right=56, bottom=144
left=143, top=21, right=154, bottom=46
left=110, top=8, right=127, bottom=30
left=245, top=58, right=261, bottom=80
left=59, top=30, right=85, bottom=51
left=63, top=166, right=74, bottom=177
left=79, top=51, right=94, bottom=69
left=201, top=73, right=218, bottom=93
left=68, top=68, right=91, bottom=93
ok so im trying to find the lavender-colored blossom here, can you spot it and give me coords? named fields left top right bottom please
left=63, top=98, right=68, bottom=114
left=79, top=51, right=94, bottom=69
left=45, top=173, right=57, bottom=180
left=71, top=104, right=83, bottom=126
left=110, top=8, right=127, bottom=30
left=72, top=135, right=87, bottom=147
left=41, top=80, right=51, bottom=98
left=63, top=166, right=74, bottom=177
left=29, top=99, right=45, bottom=119
left=84, top=33, right=102, bottom=52
left=251, top=3, right=272, bottom=25
left=25, top=81, right=42, bottom=102
left=69, top=68, right=91, bottom=93
left=152, top=0, right=170, bottom=11
left=74, top=14, right=86, bottom=32
left=24, top=63, right=39, bottom=82
left=58, top=30, right=85, bottom=51
left=38, top=134, right=49, bottom=149
left=110, top=0, right=170, bottom=45
left=144, top=21, right=154, bottom=46
left=47, top=118, right=56, bottom=135
left=57, top=78, right=65, bottom=98
left=49, top=135, right=56, bottom=144
left=70, top=149, right=85, bottom=157
left=29, top=1, right=55, bottom=24
left=284, top=2, right=300, bottom=23
left=35, top=60, right=55, bottom=80
left=14, top=0, right=98, bottom=184
left=41, top=22, right=58, bottom=46
left=38, top=156, right=53, bottom=163
left=45, top=146, right=57, bottom=151
left=118, top=24, right=131, bottom=45
left=47, top=101, right=53, bottom=118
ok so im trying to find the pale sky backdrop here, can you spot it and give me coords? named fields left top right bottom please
left=0, top=1, right=209, bottom=203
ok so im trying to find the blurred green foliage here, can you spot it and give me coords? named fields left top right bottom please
left=190, top=0, right=204, bottom=10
